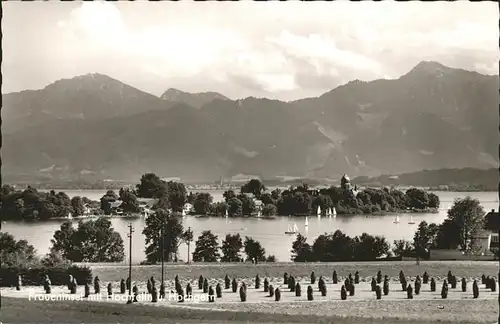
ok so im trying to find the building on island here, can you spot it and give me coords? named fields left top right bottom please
left=484, top=209, right=499, bottom=250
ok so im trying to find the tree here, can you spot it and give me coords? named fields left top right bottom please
left=435, top=219, right=462, bottom=250
left=41, top=249, right=71, bottom=268
left=405, top=188, right=430, bottom=209
left=392, top=239, right=414, bottom=257
left=143, top=209, right=184, bottom=263
left=119, top=188, right=140, bottom=213
left=352, top=233, right=390, bottom=260
left=0, top=232, right=39, bottom=268
left=166, top=181, right=188, bottom=212
left=227, top=197, right=243, bottom=217
left=223, top=190, right=236, bottom=202
left=210, top=201, right=228, bottom=216
left=70, top=196, right=85, bottom=217
left=260, top=193, right=275, bottom=206
left=221, top=233, right=243, bottom=262
left=413, top=221, right=439, bottom=258
left=312, top=230, right=354, bottom=261
left=192, top=193, right=213, bottom=215
left=241, top=179, right=266, bottom=198
left=291, top=233, right=313, bottom=262
left=262, top=204, right=277, bottom=216
left=427, top=193, right=440, bottom=208
left=244, top=236, right=266, bottom=262
left=180, top=227, right=194, bottom=262
left=312, top=194, right=333, bottom=214
left=50, top=218, right=124, bottom=262
left=136, top=173, right=167, bottom=198
left=443, top=197, right=485, bottom=252
left=237, top=193, right=256, bottom=216
left=100, top=190, right=118, bottom=215
left=192, top=230, right=220, bottom=262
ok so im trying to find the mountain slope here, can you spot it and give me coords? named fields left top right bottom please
left=2, top=73, right=174, bottom=134
left=160, top=88, right=230, bottom=109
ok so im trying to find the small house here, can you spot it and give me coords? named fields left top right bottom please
left=109, top=201, right=123, bottom=215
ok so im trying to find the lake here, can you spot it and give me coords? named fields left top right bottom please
left=2, top=190, right=498, bottom=263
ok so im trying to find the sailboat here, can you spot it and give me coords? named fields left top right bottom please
left=317, top=206, right=321, bottom=217
left=285, top=222, right=299, bottom=235
left=225, top=209, right=229, bottom=218
left=393, top=215, right=400, bottom=224
left=332, top=207, right=337, bottom=217
left=257, top=209, right=262, bottom=218
left=408, top=215, right=415, bottom=224
left=327, top=208, right=332, bottom=217
left=305, top=216, right=309, bottom=227
left=67, top=212, right=73, bottom=220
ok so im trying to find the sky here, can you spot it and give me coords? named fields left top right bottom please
left=2, top=1, right=498, bottom=101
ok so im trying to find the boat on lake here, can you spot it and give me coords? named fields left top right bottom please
left=285, top=222, right=299, bottom=235
left=408, top=215, right=415, bottom=224
left=394, top=215, right=400, bottom=224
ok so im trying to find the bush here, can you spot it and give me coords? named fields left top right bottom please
left=289, top=276, right=296, bottom=292
left=186, top=283, right=192, bottom=298
left=332, top=270, right=338, bottom=284
left=225, top=275, right=230, bottom=289
left=428, top=278, right=435, bottom=292
left=307, top=285, right=313, bottom=301
left=203, top=278, right=209, bottom=293
left=491, top=278, right=497, bottom=292
left=407, top=284, right=413, bottom=299
left=450, top=276, right=457, bottom=289
left=383, top=280, right=389, bottom=296
left=310, top=271, right=316, bottom=284
left=232, top=278, right=237, bottom=292
left=269, top=284, right=274, bottom=297
left=208, top=286, right=215, bottom=302
left=401, top=281, right=407, bottom=292
left=376, top=270, right=382, bottom=284
left=264, top=278, right=269, bottom=292
left=375, top=285, right=381, bottom=299
left=283, top=272, right=289, bottom=285
left=0, top=265, right=92, bottom=287
left=295, top=283, right=301, bottom=297
left=198, top=275, right=204, bottom=290
left=461, top=278, right=467, bottom=292
left=274, top=287, right=281, bottom=301
left=255, top=275, right=260, bottom=289
left=414, top=280, right=421, bottom=295
left=349, top=282, right=355, bottom=296
left=441, top=281, right=448, bottom=299
left=216, top=283, right=222, bottom=298
left=473, top=280, right=479, bottom=298
left=354, top=271, right=360, bottom=284
left=423, top=271, right=429, bottom=284
left=340, top=285, right=347, bottom=300
left=371, top=278, right=377, bottom=291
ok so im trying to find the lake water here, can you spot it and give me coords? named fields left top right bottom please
left=2, top=190, right=498, bottom=263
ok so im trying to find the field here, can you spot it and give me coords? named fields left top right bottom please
left=2, top=261, right=500, bottom=323
left=88, top=261, right=500, bottom=282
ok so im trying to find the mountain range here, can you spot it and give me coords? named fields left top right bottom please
left=2, top=61, right=498, bottom=183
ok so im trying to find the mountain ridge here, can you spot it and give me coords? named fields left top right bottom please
left=2, top=61, right=497, bottom=182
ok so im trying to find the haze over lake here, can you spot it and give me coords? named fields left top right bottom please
left=2, top=190, right=498, bottom=263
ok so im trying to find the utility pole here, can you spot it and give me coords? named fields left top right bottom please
left=187, top=226, right=191, bottom=264
left=161, top=217, right=165, bottom=284
left=126, top=223, right=134, bottom=304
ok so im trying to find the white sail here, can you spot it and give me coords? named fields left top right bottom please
left=317, top=206, right=321, bottom=216
left=305, top=216, right=309, bottom=227
left=67, top=212, right=73, bottom=219
left=332, top=207, right=337, bottom=216
left=293, top=223, right=299, bottom=232
left=328, top=208, right=332, bottom=217
left=408, top=215, right=415, bottom=224
left=225, top=209, right=229, bottom=217
left=257, top=209, right=262, bottom=217
left=394, top=215, right=400, bottom=223
left=287, top=224, right=292, bottom=232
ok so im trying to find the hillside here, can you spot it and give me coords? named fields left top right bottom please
left=352, top=168, right=498, bottom=191
left=1, top=62, right=498, bottom=183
